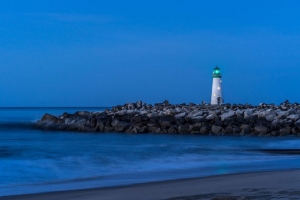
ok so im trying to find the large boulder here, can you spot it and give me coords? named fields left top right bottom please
left=294, top=119, right=300, bottom=128
left=279, top=127, right=291, bottom=135
left=175, top=112, right=186, bottom=118
left=221, top=111, right=235, bottom=121
left=255, top=125, right=268, bottom=135
left=206, top=113, right=216, bottom=120
left=224, top=125, right=233, bottom=134
left=148, top=126, right=160, bottom=133
left=147, top=113, right=157, bottom=118
left=136, top=126, right=148, bottom=133
left=257, top=109, right=276, bottom=121
left=104, top=126, right=115, bottom=132
left=178, top=124, right=189, bottom=133
left=186, top=110, right=203, bottom=118
left=235, top=109, right=244, bottom=116
left=159, top=116, right=174, bottom=128
left=41, top=113, right=58, bottom=123
left=240, top=124, right=251, bottom=135
left=112, top=120, right=131, bottom=132
left=175, top=117, right=185, bottom=125
left=287, top=114, right=300, bottom=121
left=189, top=123, right=201, bottom=132
left=168, top=126, right=177, bottom=134
left=211, top=125, right=222, bottom=134
left=96, top=121, right=105, bottom=132
left=200, top=126, right=210, bottom=134
left=244, top=109, right=255, bottom=120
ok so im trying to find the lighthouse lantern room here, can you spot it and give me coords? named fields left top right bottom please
left=211, top=66, right=223, bottom=105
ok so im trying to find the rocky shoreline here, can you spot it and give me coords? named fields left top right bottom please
left=36, top=100, right=300, bottom=137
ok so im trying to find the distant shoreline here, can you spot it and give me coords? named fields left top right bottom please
left=36, top=100, right=300, bottom=137
left=2, top=169, right=300, bottom=200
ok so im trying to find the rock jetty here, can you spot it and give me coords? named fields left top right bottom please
left=36, top=100, right=300, bottom=136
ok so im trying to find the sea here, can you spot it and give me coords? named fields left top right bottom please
left=1, top=107, right=300, bottom=196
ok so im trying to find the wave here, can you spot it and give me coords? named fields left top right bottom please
left=249, top=149, right=300, bottom=155
left=0, top=122, right=36, bottom=130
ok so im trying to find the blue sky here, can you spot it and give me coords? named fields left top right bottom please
left=0, top=0, right=300, bottom=106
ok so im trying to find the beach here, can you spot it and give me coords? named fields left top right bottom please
left=2, top=170, right=300, bottom=200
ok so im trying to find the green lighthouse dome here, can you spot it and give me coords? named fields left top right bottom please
left=212, top=66, right=222, bottom=78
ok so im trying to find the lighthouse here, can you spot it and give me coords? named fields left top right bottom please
left=211, top=66, right=223, bottom=105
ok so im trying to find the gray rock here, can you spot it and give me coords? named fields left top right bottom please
left=113, top=121, right=131, bottom=132
left=189, top=123, right=201, bottom=132
left=224, top=125, right=233, bottom=134
left=287, top=114, right=300, bottom=121
left=104, top=126, right=115, bottom=132
left=280, top=105, right=288, bottom=110
left=128, top=127, right=138, bottom=133
left=279, top=127, right=291, bottom=135
left=191, top=116, right=204, bottom=121
left=178, top=124, right=189, bottom=133
left=160, top=121, right=172, bottom=128
left=140, top=111, right=148, bottom=115
left=235, top=109, right=244, bottom=116
left=257, top=109, right=276, bottom=121
left=76, top=111, right=90, bottom=116
left=168, top=126, right=177, bottom=134
left=41, top=113, right=58, bottom=123
left=285, top=108, right=297, bottom=116
left=206, top=113, right=216, bottom=120
left=175, top=112, right=186, bottom=118
left=240, top=125, right=251, bottom=135
left=96, top=121, right=105, bottom=132
left=211, top=125, right=222, bottom=134
left=232, top=127, right=240, bottom=134
left=111, top=119, right=119, bottom=127
left=284, top=120, right=293, bottom=127
left=76, top=119, right=86, bottom=125
left=221, top=111, right=235, bottom=121
left=244, top=109, right=255, bottom=119
left=147, top=113, right=157, bottom=118
left=292, top=128, right=299, bottom=134
left=270, top=131, right=280, bottom=136
left=200, top=126, right=210, bottom=134
left=271, top=118, right=279, bottom=127
left=136, top=126, right=148, bottom=133
left=175, top=107, right=182, bottom=113
left=187, top=110, right=203, bottom=118
left=255, top=125, right=268, bottom=135
left=294, top=119, right=300, bottom=128
left=265, top=114, right=276, bottom=122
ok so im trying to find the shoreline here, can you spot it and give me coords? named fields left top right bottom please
left=2, top=169, right=300, bottom=200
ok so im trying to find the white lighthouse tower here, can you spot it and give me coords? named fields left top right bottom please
left=211, top=66, right=223, bottom=105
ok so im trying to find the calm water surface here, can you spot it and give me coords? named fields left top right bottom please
left=0, top=108, right=300, bottom=196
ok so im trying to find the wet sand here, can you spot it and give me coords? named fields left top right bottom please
left=1, top=170, right=300, bottom=200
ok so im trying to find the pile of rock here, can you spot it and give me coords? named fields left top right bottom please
left=36, top=100, right=300, bottom=136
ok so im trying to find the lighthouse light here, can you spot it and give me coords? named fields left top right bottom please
left=211, top=66, right=223, bottom=105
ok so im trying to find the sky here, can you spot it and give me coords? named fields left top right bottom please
left=0, top=0, right=300, bottom=107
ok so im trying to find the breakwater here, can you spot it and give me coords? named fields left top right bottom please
left=36, top=100, right=300, bottom=136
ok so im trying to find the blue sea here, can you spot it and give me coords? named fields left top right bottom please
left=1, top=107, right=300, bottom=196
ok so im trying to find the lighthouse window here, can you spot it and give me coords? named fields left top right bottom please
left=218, top=87, right=220, bottom=90
left=214, top=94, right=216, bottom=96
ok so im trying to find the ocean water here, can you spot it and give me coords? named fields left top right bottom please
left=1, top=107, right=300, bottom=196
